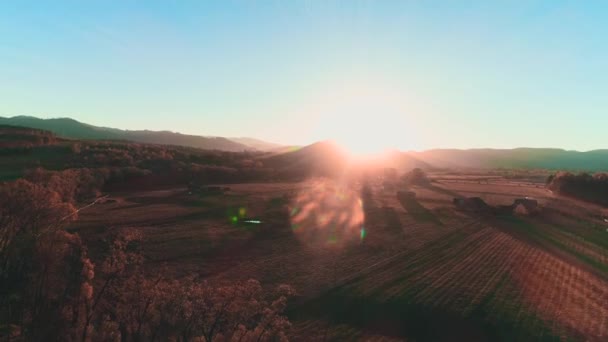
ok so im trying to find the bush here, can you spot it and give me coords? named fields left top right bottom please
left=25, top=168, right=107, bottom=203
left=547, top=171, right=608, bottom=206
left=0, top=179, right=84, bottom=339
left=1, top=180, right=294, bottom=341
left=402, top=168, right=429, bottom=186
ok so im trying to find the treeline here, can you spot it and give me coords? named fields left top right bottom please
left=0, top=175, right=294, bottom=341
left=547, top=171, right=608, bottom=206
left=1, top=128, right=303, bottom=339
left=2, top=136, right=294, bottom=186
left=2, top=125, right=320, bottom=186
left=0, top=125, right=56, bottom=149
left=71, top=141, right=302, bottom=185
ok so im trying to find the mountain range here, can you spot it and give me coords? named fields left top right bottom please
left=411, top=148, right=608, bottom=171
left=0, top=116, right=276, bottom=152
left=2, top=115, right=607, bottom=171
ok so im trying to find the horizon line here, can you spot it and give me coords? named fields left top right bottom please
left=2, top=114, right=606, bottom=153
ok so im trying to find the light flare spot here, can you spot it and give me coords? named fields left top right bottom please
left=289, top=178, right=365, bottom=249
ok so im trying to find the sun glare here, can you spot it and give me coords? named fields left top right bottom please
left=309, top=82, right=415, bottom=156
left=289, top=179, right=365, bottom=249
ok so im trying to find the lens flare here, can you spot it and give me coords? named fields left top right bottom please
left=289, top=179, right=365, bottom=248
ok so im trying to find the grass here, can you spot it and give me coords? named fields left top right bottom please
left=499, top=215, right=608, bottom=274
left=292, top=288, right=560, bottom=342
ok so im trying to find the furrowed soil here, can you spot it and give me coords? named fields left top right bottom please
left=70, top=176, right=608, bottom=341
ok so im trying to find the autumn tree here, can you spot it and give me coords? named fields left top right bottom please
left=547, top=171, right=608, bottom=206
left=82, top=229, right=295, bottom=342
left=0, top=179, right=88, bottom=340
left=1, top=179, right=295, bottom=341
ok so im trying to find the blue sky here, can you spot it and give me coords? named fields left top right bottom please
left=1, top=1, right=607, bottom=151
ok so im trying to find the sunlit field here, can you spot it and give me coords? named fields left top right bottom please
left=2, top=119, right=608, bottom=341
left=68, top=174, right=608, bottom=341
left=3, top=1, right=608, bottom=341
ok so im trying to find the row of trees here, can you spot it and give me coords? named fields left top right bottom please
left=0, top=125, right=56, bottom=149
left=547, top=171, right=608, bottom=206
left=1, top=176, right=294, bottom=340
left=23, top=167, right=156, bottom=200
left=71, top=141, right=267, bottom=171
left=4, top=127, right=322, bottom=188
left=28, top=140, right=279, bottom=188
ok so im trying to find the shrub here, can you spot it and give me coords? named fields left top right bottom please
left=402, top=168, right=429, bottom=186
left=547, top=171, right=608, bottom=206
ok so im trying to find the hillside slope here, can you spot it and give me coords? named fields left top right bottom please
left=409, top=148, right=608, bottom=171
left=0, top=116, right=253, bottom=152
left=229, top=137, right=283, bottom=151
left=261, top=141, right=351, bottom=178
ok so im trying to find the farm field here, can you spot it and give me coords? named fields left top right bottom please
left=70, top=175, right=608, bottom=341
left=6, top=2, right=608, bottom=340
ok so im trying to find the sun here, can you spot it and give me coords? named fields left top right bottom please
left=310, top=83, right=414, bottom=155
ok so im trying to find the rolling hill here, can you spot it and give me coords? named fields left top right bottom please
left=261, top=140, right=351, bottom=178
left=261, top=141, right=432, bottom=179
left=229, top=137, right=283, bottom=151
left=261, top=143, right=608, bottom=176
left=409, top=148, right=608, bottom=171
left=0, top=116, right=280, bottom=152
left=2, top=115, right=607, bottom=172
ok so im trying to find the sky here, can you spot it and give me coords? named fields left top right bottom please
left=1, top=1, right=607, bottom=151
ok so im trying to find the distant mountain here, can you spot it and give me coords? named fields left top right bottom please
left=0, top=116, right=125, bottom=140
left=263, top=142, right=608, bottom=175
left=261, top=141, right=433, bottom=179
left=229, top=137, right=283, bottom=151
left=261, top=140, right=351, bottom=177
left=0, top=116, right=281, bottom=152
left=379, top=150, right=433, bottom=171
left=3, top=116, right=606, bottom=172
left=409, top=148, right=608, bottom=171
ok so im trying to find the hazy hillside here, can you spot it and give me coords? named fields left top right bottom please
left=260, top=141, right=432, bottom=180
left=410, top=148, right=608, bottom=171
left=380, top=150, right=433, bottom=171
left=0, top=116, right=125, bottom=140
left=3, top=116, right=607, bottom=172
left=261, top=141, right=352, bottom=178
left=229, top=137, right=283, bottom=151
left=265, top=144, right=608, bottom=174
left=0, top=116, right=277, bottom=152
